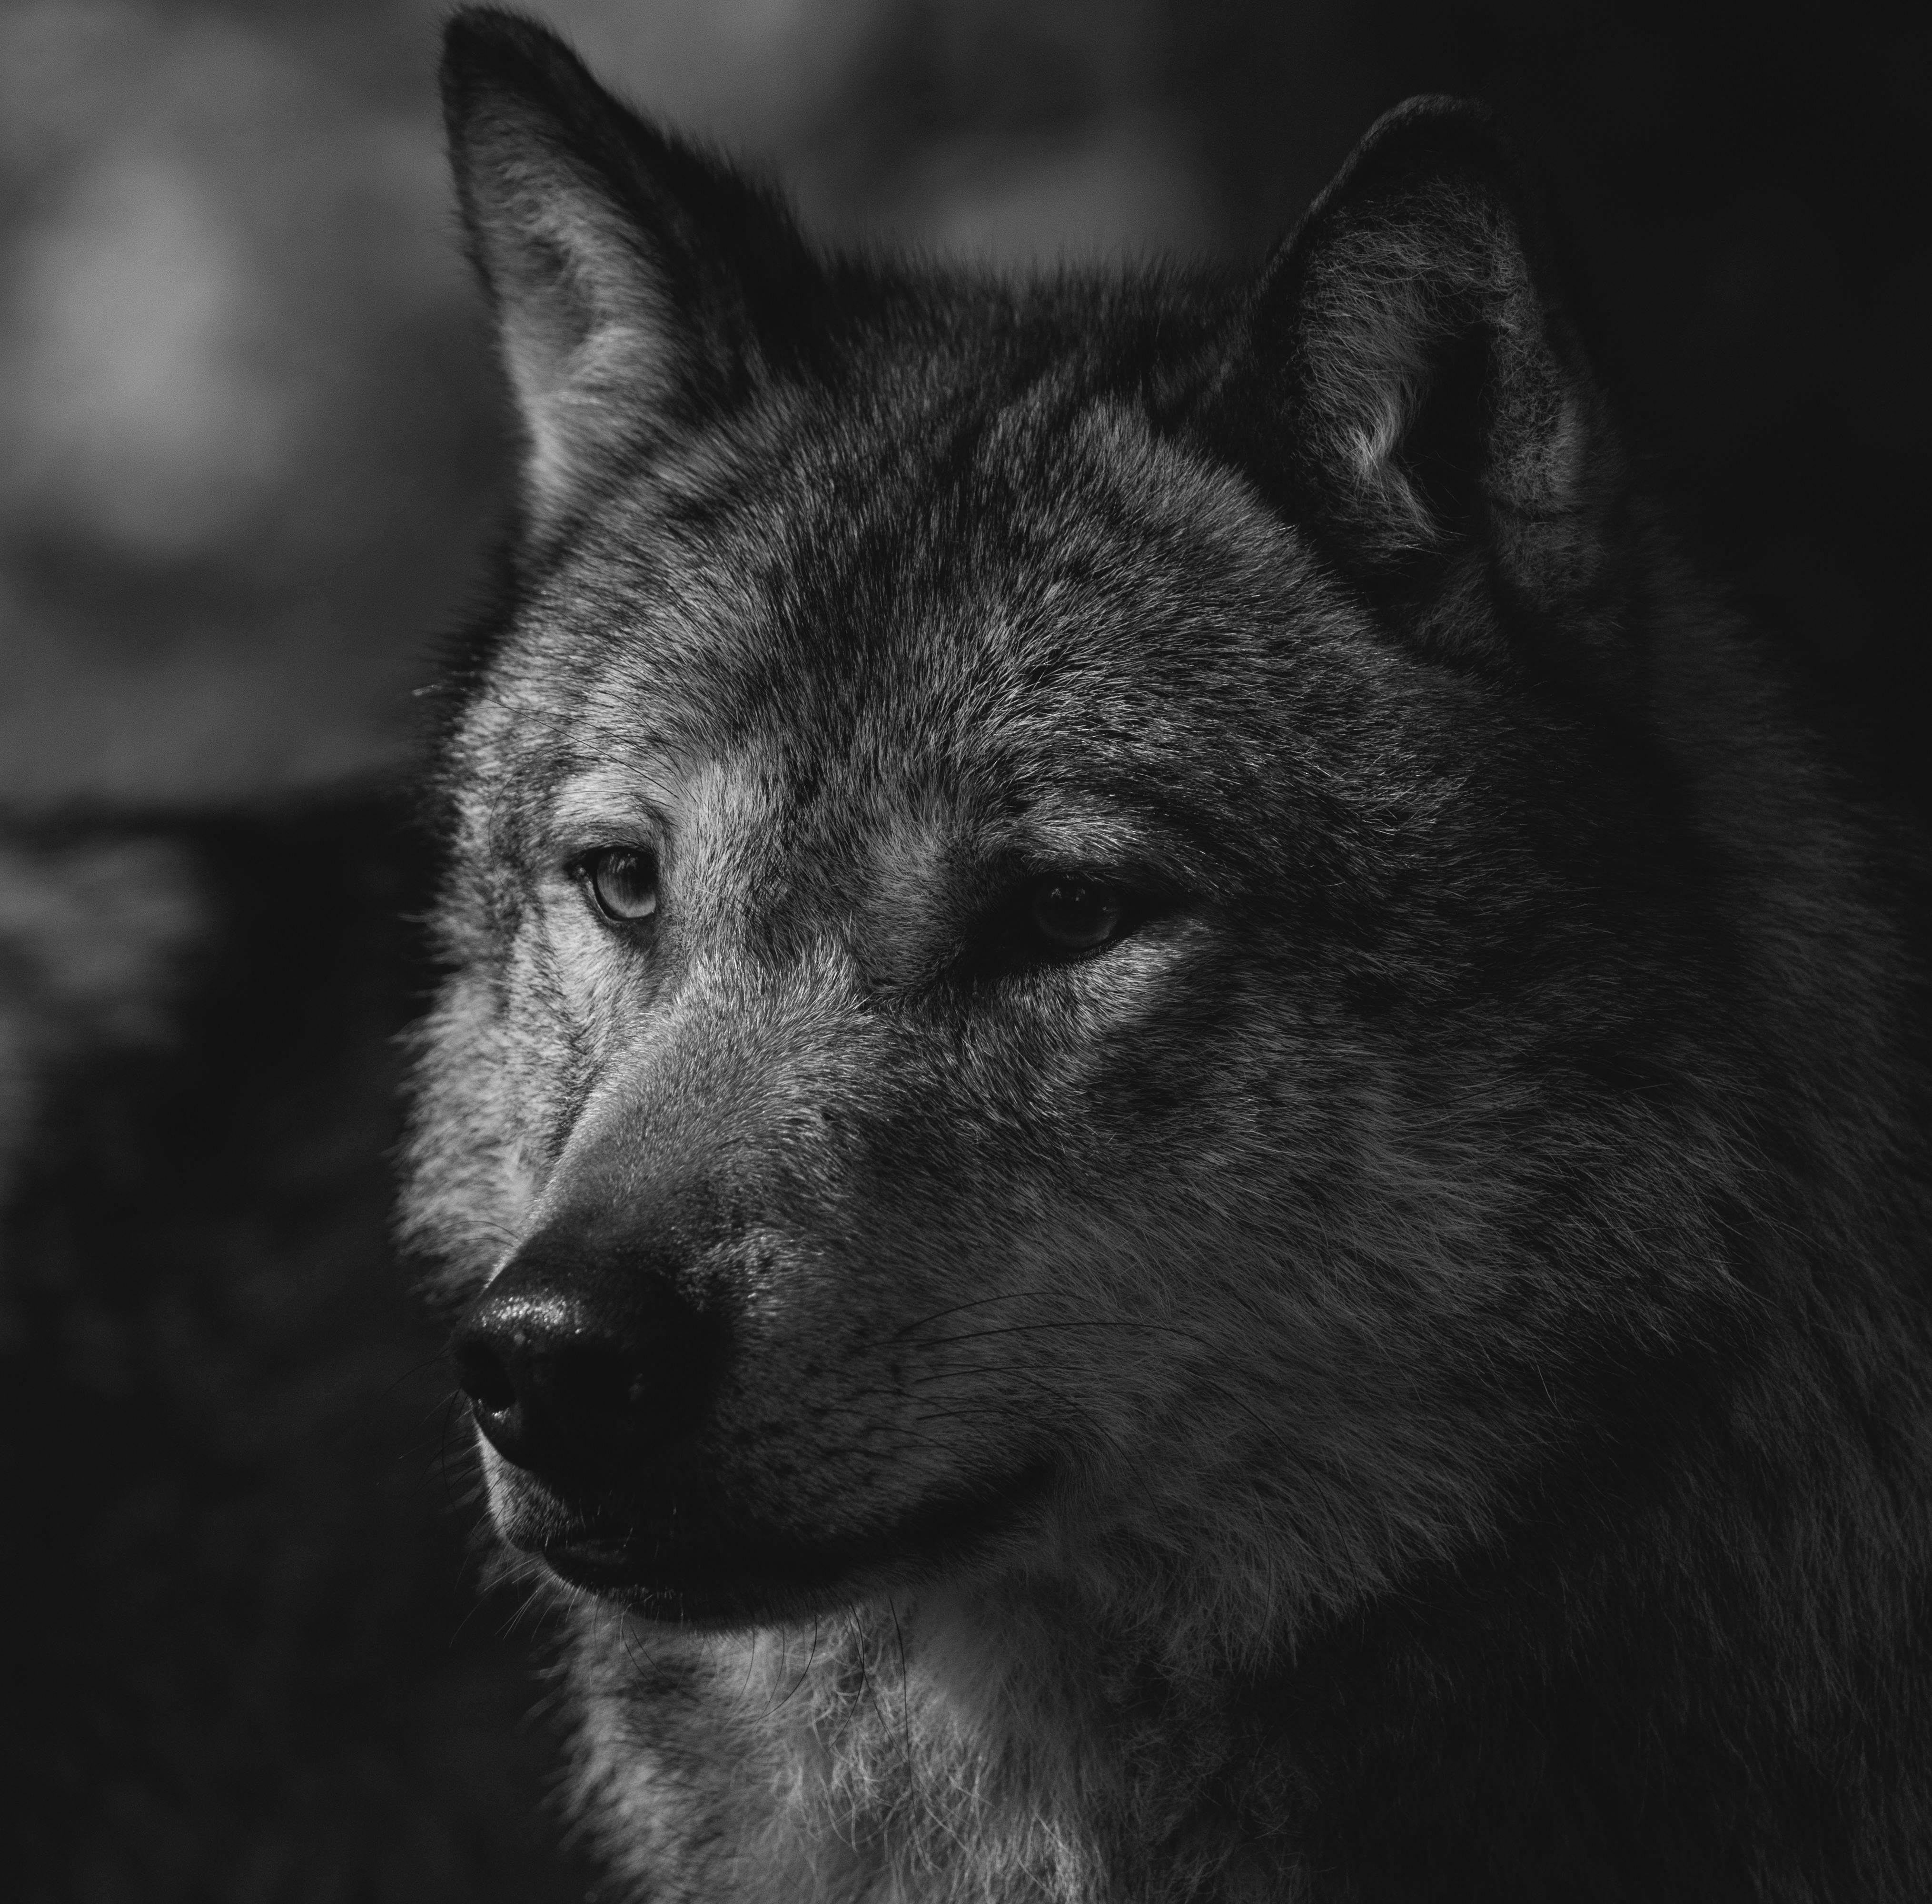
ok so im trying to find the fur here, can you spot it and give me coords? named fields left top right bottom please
left=406, top=12, right=1932, bottom=1899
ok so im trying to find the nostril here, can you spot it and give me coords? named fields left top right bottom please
left=454, top=1334, right=518, bottom=1413
left=450, top=1251, right=730, bottom=1490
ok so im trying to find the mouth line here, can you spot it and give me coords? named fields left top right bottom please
left=541, top=1535, right=657, bottom=1594
left=530, top=1464, right=1051, bottom=1622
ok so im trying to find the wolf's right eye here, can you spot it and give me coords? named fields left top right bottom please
left=577, top=847, right=659, bottom=928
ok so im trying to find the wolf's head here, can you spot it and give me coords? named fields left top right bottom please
left=409, top=9, right=1742, bottom=1642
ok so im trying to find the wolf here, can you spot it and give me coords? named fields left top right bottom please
left=405, top=10, right=1932, bottom=1899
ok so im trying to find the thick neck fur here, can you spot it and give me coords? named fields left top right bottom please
left=567, top=1404, right=1932, bottom=1903
left=567, top=1584, right=1304, bottom=1904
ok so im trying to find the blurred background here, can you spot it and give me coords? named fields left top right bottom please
left=0, top=1, right=1919, bottom=1898
left=0, top=0, right=1922, bottom=811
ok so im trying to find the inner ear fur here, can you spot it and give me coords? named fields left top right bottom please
left=1238, top=97, right=1625, bottom=650
left=441, top=7, right=822, bottom=545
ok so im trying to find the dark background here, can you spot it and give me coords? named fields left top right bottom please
left=0, top=2, right=1918, bottom=1897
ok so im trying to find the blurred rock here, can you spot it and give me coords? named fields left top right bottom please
left=0, top=796, right=591, bottom=1901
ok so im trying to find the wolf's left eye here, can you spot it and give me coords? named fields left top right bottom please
left=1028, top=877, right=1127, bottom=956
left=957, top=869, right=1159, bottom=988
left=578, top=846, right=659, bottom=927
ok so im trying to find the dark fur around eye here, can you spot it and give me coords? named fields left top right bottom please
left=577, top=846, right=659, bottom=928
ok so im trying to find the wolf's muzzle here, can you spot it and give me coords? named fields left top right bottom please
left=451, top=1225, right=726, bottom=1498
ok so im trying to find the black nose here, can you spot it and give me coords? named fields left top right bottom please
left=451, top=1229, right=724, bottom=1494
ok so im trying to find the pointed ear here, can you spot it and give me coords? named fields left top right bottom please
left=1239, top=99, right=1621, bottom=639
left=441, top=8, right=822, bottom=543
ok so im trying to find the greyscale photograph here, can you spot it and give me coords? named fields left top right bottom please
left=0, top=2, right=1923, bottom=1900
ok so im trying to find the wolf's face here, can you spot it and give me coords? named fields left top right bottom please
left=411, top=17, right=1725, bottom=1639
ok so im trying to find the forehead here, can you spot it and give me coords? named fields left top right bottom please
left=466, top=379, right=1364, bottom=857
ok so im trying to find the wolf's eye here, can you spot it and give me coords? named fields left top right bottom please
left=1028, top=876, right=1126, bottom=955
left=959, top=870, right=1155, bottom=988
left=579, top=846, right=659, bottom=927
